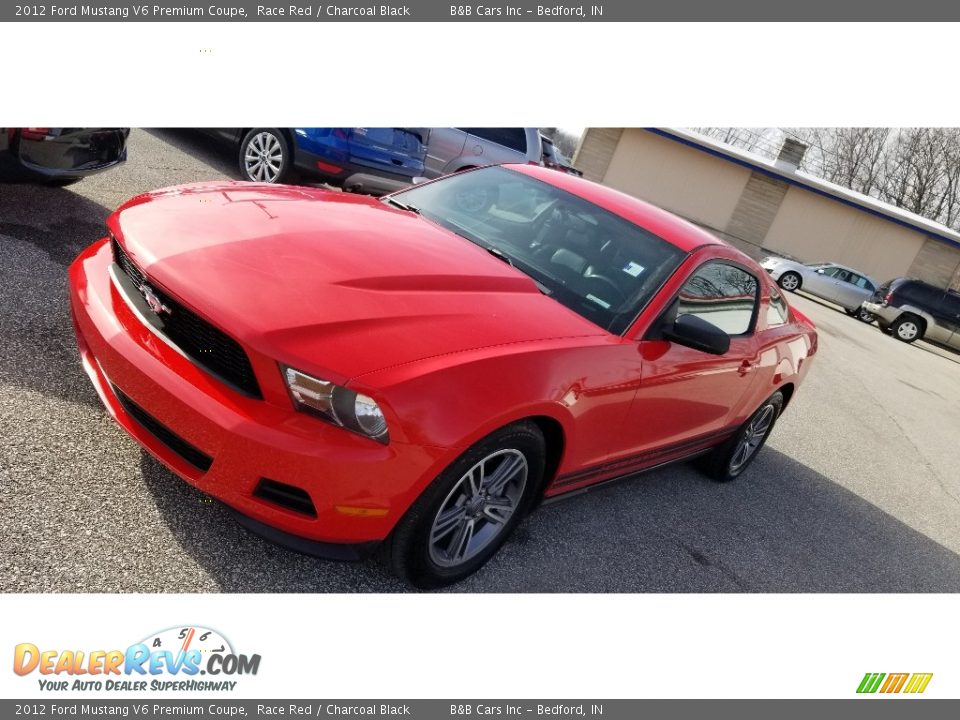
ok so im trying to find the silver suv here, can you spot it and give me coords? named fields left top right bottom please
left=418, top=128, right=544, bottom=179
left=862, top=277, right=960, bottom=347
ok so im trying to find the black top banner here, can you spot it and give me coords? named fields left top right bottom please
left=1, top=0, right=951, bottom=21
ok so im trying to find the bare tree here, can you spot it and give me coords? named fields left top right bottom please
left=692, top=126, right=960, bottom=232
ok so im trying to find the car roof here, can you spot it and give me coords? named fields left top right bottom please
left=506, top=163, right=725, bottom=254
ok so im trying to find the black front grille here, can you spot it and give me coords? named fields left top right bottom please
left=112, top=238, right=262, bottom=398
left=113, top=385, right=213, bottom=472
left=254, top=478, right=318, bottom=517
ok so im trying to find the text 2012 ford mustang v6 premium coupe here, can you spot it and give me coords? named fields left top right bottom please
left=69, top=164, right=817, bottom=587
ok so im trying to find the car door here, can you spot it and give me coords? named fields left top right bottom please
left=421, top=128, right=467, bottom=178
left=834, top=272, right=874, bottom=310
left=942, top=293, right=960, bottom=348
left=619, top=260, right=763, bottom=461
left=802, top=264, right=838, bottom=298
left=925, top=289, right=960, bottom=345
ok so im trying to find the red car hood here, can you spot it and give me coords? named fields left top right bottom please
left=109, top=182, right=606, bottom=383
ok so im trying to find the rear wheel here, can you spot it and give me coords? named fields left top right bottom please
left=891, top=315, right=922, bottom=343
left=239, top=128, right=293, bottom=183
left=382, top=422, right=544, bottom=589
left=697, top=392, right=783, bottom=482
left=778, top=272, right=801, bottom=292
left=855, top=307, right=876, bottom=323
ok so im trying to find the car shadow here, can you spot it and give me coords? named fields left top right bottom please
left=142, top=129, right=240, bottom=179
left=138, top=445, right=960, bottom=593
left=0, top=184, right=114, bottom=409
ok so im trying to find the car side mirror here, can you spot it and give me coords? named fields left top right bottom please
left=662, top=314, right=730, bottom=355
left=816, top=268, right=825, bottom=274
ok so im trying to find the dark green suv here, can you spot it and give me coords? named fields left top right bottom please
left=862, top=278, right=960, bottom=347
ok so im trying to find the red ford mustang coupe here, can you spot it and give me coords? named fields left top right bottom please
left=69, top=164, right=817, bottom=587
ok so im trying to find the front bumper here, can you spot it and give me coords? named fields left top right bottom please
left=68, top=238, right=448, bottom=551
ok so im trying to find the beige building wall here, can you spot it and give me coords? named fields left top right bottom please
left=907, top=238, right=960, bottom=290
left=763, top=187, right=926, bottom=283
left=596, top=129, right=751, bottom=232
left=576, top=128, right=960, bottom=289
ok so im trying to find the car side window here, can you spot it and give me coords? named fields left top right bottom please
left=766, top=286, right=789, bottom=326
left=677, top=262, right=759, bottom=336
left=458, top=128, right=528, bottom=153
left=944, top=292, right=960, bottom=316
left=832, top=269, right=851, bottom=282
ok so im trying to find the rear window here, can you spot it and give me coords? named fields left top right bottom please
left=458, top=128, right=529, bottom=153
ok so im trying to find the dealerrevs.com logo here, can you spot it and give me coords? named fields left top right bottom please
left=13, top=626, right=261, bottom=692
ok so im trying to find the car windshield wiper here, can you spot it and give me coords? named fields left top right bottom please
left=381, top=196, right=421, bottom=214
left=481, top=244, right=553, bottom=295
left=482, top=244, right=515, bottom=267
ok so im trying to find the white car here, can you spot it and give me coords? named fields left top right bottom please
left=760, top=257, right=878, bottom=322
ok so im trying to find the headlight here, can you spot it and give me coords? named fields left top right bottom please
left=282, top=366, right=389, bottom=444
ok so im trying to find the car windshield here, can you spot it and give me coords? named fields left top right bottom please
left=390, top=167, right=686, bottom=334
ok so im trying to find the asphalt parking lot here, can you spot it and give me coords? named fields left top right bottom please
left=2, top=128, right=960, bottom=593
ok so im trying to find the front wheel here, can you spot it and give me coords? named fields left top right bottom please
left=697, top=392, right=783, bottom=482
left=777, top=272, right=801, bottom=292
left=239, top=128, right=293, bottom=183
left=382, top=422, right=544, bottom=589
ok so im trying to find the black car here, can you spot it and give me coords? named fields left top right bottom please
left=0, top=128, right=130, bottom=185
left=862, top=277, right=960, bottom=349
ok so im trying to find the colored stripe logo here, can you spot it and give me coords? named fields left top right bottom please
left=857, top=672, right=933, bottom=694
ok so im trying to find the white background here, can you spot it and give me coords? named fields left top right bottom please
left=2, top=20, right=959, bottom=700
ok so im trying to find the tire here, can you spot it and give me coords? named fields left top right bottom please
left=382, top=421, right=545, bottom=589
left=855, top=307, right=876, bottom=323
left=891, top=315, right=922, bottom=343
left=777, top=272, right=802, bottom=292
left=239, top=128, right=293, bottom=183
left=43, top=176, right=83, bottom=187
left=696, top=392, right=784, bottom=483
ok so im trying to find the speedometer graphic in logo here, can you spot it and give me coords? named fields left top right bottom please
left=139, top=626, right=233, bottom=658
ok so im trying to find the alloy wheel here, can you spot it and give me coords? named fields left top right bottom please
left=244, top=132, right=284, bottom=182
left=428, top=449, right=528, bottom=568
left=729, top=405, right=776, bottom=474
left=779, top=273, right=800, bottom=291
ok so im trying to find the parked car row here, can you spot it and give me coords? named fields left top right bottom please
left=205, top=127, right=582, bottom=192
left=761, top=254, right=960, bottom=351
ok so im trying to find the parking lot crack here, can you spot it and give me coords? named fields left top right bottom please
left=852, top=373, right=960, bottom=508
left=679, top=542, right=750, bottom=590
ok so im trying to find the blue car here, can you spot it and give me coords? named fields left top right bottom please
left=207, top=128, right=426, bottom=194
